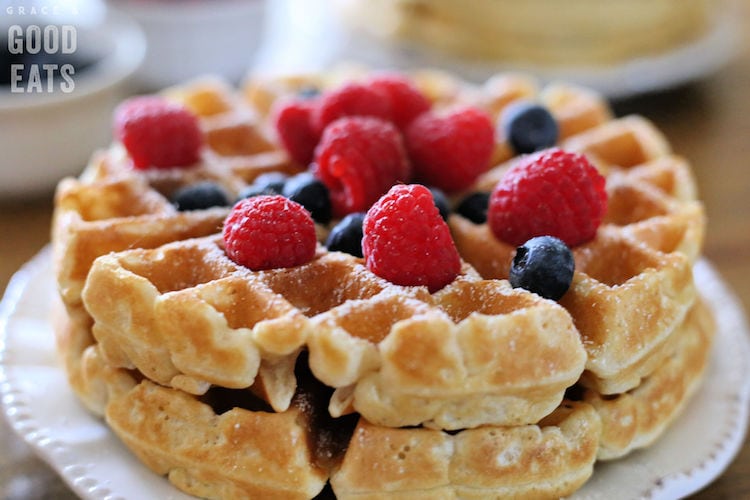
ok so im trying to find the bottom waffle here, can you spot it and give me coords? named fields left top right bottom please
left=107, top=381, right=333, bottom=500
left=51, top=296, right=714, bottom=499
left=331, top=403, right=600, bottom=499
left=88, top=357, right=600, bottom=499
left=585, top=298, right=715, bottom=460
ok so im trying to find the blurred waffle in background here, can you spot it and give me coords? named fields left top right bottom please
left=254, top=0, right=740, bottom=99
left=334, top=0, right=716, bottom=66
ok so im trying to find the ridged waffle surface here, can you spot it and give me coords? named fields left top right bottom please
left=54, top=293, right=713, bottom=499
left=82, top=235, right=587, bottom=430
left=452, top=115, right=704, bottom=395
left=50, top=69, right=713, bottom=499
left=587, top=298, right=715, bottom=460
left=53, top=78, right=299, bottom=314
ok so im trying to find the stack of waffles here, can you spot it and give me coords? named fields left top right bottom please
left=51, top=68, right=714, bottom=499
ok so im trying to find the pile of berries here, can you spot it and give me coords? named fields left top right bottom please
left=115, top=74, right=609, bottom=300
left=224, top=181, right=464, bottom=291
left=487, top=148, right=607, bottom=299
left=273, top=73, right=495, bottom=217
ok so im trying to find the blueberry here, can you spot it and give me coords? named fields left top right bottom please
left=500, top=101, right=559, bottom=155
left=172, top=181, right=230, bottom=211
left=428, top=187, right=451, bottom=221
left=509, top=236, right=574, bottom=301
left=237, top=172, right=289, bottom=201
left=282, top=172, right=332, bottom=224
left=456, top=192, right=490, bottom=224
left=326, top=212, right=366, bottom=257
left=253, top=172, right=288, bottom=194
left=297, top=86, right=321, bottom=100
left=236, top=184, right=278, bottom=201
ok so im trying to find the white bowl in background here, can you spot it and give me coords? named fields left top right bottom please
left=109, top=0, right=268, bottom=91
left=0, top=8, right=145, bottom=199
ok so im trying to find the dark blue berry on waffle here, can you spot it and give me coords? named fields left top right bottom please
left=500, top=101, right=559, bottom=155
left=509, top=236, right=575, bottom=301
left=428, top=186, right=451, bottom=221
left=326, top=212, right=366, bottom=258
left=237, top=172, right=289, bottom=202
left=456, top=192, right=490, bottom=224
left=282, top=172, right=333, bottom=224
left=172, top=181, right=230, bottom=211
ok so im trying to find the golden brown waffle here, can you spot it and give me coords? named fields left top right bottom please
left=333, top=0, right=713, bottom=67
left=59, top=321, right=600, bottom=499
left=50, top=68, right=713, bottom=499
left=452, top=113, right=704, bottom=395
left=52, top=78, right=297, bottom=315
left=106, top=380, right=331, bottom=500
left=51, top=78, right=304, bottom=410
left=331, top=401, right=600, bottom=499
left=52, top=71, right=610, bottom=411
left=586, top=297, right=715, bottom=460
left=82, top=235, right=587, bottom=429
left=78, top=344, right=335, bottom=499
left=54, top=295, right=714, bottom=499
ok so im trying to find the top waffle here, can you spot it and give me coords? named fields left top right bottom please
left=53, top=70, right=608, bottom=321
left=83, top=233, right=587, bottom=430
left=50, top=67, right=711, bottom=499
left=55, top=67, right=704, bottom=413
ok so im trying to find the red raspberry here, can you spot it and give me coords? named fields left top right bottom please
left=114, top=96, right=203, bottom=169
left=367, top=73, right=431, bottom=129
left=362, top=184, right=461, bottom=293
left=222, top=195, right=317, bottom=270
left=488, top=148, right=607, bottom=247
left=313, top=116, right=411, bottom=218
left=313, top=82, right=392, bottom=133
left=272, top=98, right=320, bottom=166
left=404, top=106, right=494, bottom=192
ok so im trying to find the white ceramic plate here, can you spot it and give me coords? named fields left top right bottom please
left=1, top=248, right=749, bottom=500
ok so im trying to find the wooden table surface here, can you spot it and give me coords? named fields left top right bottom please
left=1, top=9, right=749, bottom=500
